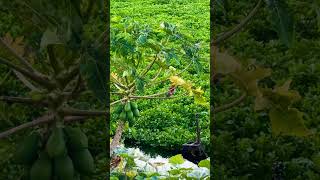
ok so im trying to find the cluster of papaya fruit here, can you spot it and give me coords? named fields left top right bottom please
left=116, top=101, right=140, bottom=125
left=13, top=126, right=94, bottom=180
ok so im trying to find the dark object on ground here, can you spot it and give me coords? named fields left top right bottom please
left=181, top=113, right=208, bottom=164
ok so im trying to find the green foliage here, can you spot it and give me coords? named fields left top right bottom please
left=214, top=0, right=320, bottom=178
left=111, top=0, right=209, bottom=157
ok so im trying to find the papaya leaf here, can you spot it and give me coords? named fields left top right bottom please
left=254, top=91, right=272, bottom=111
left=135, top=76, right=145, bottom=93
left=269, top=108, right=309, bottom=136
left=263, top=80, right=301, bottom=109
left=40, top=28, right=62, bottom=50
left=232, top=67, right=271, bottom=96
left=169, top=76, right=186, bottom=86
left=265, top=0, right=295, bottom=47
left=215, top=51, right=242, bottom=74
left=80, top=51, right=107, bottom=105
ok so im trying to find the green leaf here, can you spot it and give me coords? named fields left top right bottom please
left=40, top=28, right=61, bottom=50
left=198, top=159, right=210, bottom=169
left=80, top=50, right=107, bottom=105
left=266, top=0, right=295, bottom=47
left=168, top=154, right=185, bottom=165
left=269, top=108, right=309, bottom=136
left=136, top=76, right=144, bottom=93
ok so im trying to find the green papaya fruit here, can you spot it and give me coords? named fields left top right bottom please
left=71, top=149, right=95, bottom=175
left=127, top=111, right=134, bottom=121
left=130, top=102, right=138, bottom=110
left=133, top=108, right=140, bottom=117
left=119, top=111, right=126, bottom=120
left=64, top=127, right=88, bottom=150
left=13, top=133, right=40, bottom=165
left=54, top=155, right=74, bottom=180
left=30, top=152, right=52, bottom=180
left=124, top=102, right=131, bottom=112
left=29, top=91, right=46, bottom=101
left=46, top=127, right=67, bottom=158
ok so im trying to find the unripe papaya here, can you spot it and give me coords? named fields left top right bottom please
left=64, top=127, right=88, bottom=150
left=54, top=155, right=74, bottom=180
left=133, top=108, right=140, bottom=117
left=29, top=91, right=46, bottom=101
left=119, top=111, right=126, bottom=120
left=127, top=111, right=134, bottom=121
left=124, top=102, right=131, bottom=112
left=30, top=152, right=52, bottom=180
left=130, top=102, right=138, bottom=110
left=71, top=149, right=95, bottom=175
left=13, top=133, right=40, bottom=165
left=46, top=127, right=67, bottom=158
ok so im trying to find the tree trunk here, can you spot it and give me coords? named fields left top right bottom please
left=110, top=120, right=125, bottom=155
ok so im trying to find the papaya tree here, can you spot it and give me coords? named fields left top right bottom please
left=110, top=18, right=209, bottom=153
left=0, top=0, right=108, bottom=179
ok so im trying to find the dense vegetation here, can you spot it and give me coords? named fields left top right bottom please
left=111, top=0, right=210, bottom=157
left=213, top=0, right=320, bottom=179
left=0, top=1, right=107, bottom=179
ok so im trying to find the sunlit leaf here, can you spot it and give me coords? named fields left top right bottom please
left=198, top=159, right=210, bottom=169
left=169, top=154, right=185, bottom=165
left=169, top=76, right=185, bottom=86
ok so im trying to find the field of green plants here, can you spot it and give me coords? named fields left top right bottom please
left=111, top=0, right=210, bottom=156
left=110, top=0, right=210, bottom=178
left=213, top=0, right=320, bottom=179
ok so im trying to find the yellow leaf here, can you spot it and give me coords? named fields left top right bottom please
left=169, top=76, right=185, bottom=86
left=193, top=87, right=204, bottom=95
left=182, top=81, right=193, bottom=95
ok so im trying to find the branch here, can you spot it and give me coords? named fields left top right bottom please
left=0, top=70, right=11, bottom=86
left=110, top=98, right=126, bottom=106
left=0, top=115, right=89, bottom=139
left=62, top=108, right=106, bottom=117
left=214, top=92, right=247, bottom=113
left=64, top=116, right=88, bottom=123
left=13, top=70, right=39, bottom=91
left=0, top=38, right=35, bottom=72
left=212, top=0, right=263, bottom=45
left=150, top=67, right=163, bottom=82
left=47, top=45, right=62, bottom=75
left=129, top=93, right=176, bottom=100
left=0, top=57, right=55, bottom=89
left=0, top=96, right=48, bottom=106
left=0, top=114, right=54, bottom=139
left=145, top=63, right=192, bottom=88
left=141, top=54, right=158, bottom=77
